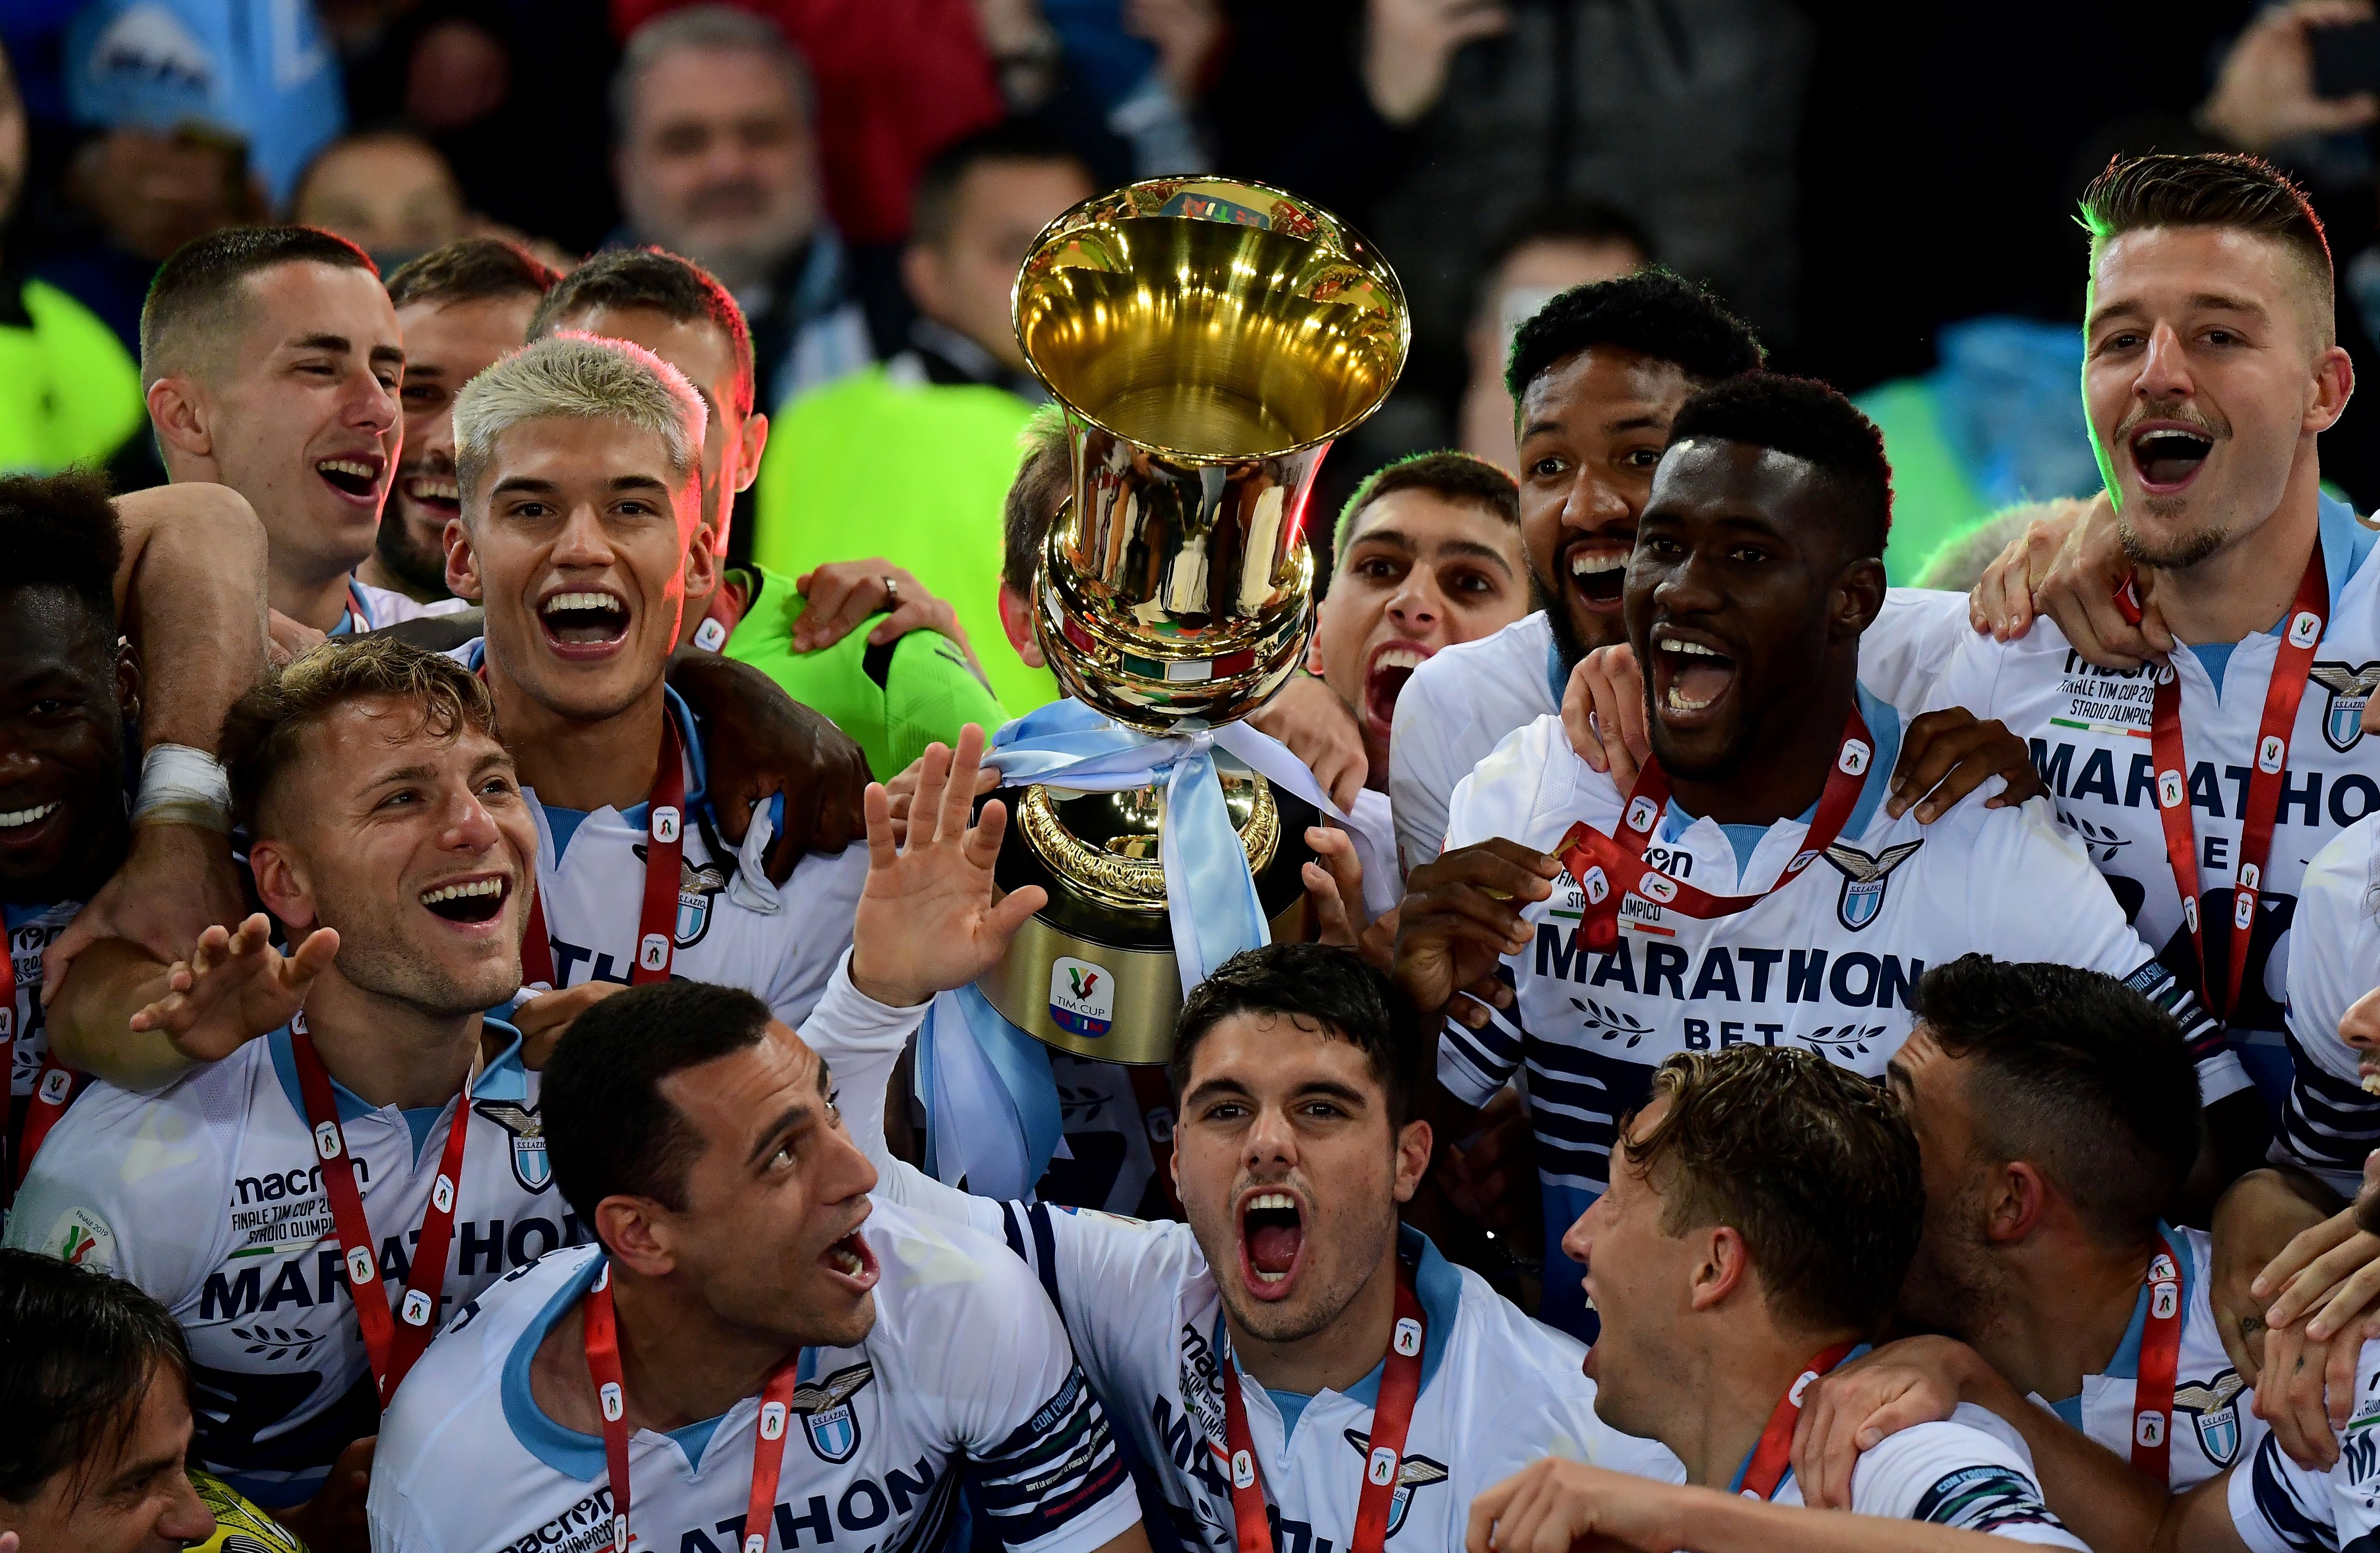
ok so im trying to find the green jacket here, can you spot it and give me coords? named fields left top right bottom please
left=0, top=280, right=144, bottom=473
left=751, top=363, right=1058, bottom=715
left=722, top=564, right=1009, bottom=781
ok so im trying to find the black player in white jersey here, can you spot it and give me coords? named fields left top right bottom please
left=1467, top=1045, right=2084, bottom=1552
left=1392, top=373, right=2225, bottom=1339
left=9, top=639, right=617, bottom=1543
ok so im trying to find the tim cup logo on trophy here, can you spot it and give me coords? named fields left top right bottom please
left=972, top=178, right=1409, bottom=1065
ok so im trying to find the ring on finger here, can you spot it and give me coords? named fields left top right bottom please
left=883, top=575, right=900, bottom=609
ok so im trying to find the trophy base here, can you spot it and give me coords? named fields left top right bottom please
left=977, top=776, right=1321, bottom=1064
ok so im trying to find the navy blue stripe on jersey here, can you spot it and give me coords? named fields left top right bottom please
left=2121, top=960, right=2227, bottom=1068
left=1002, top=1202, right=1029, bottom=1265
left=1910, top=1466, right=2070, bottom=1536
left=2280, top=1030, right=2380, bottom=1177
left=1029, top=1205, right=1064, bottom=1321
left=2252, top=1433, right=2339, bottom=1551
left=969, top=1363, right=1128, bottom=1549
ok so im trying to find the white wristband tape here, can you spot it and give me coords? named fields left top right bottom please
left=132, top=744, right=232, bottom=833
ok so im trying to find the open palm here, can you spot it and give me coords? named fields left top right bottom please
left=129, top=913, right=340, bottom=1061
left=850, top=726, right=1047, bottom=1009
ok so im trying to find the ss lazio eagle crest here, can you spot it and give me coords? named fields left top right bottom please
left=473, top=1101, right=552, bottom=1192
left=1823, top=841, right=1924, bottom=932
left=2309, top=662, right=2380, bottom=753
left=632, top=843, right=731, bottom=949
left=793, top=1361, right=875, bottom=1464
left=1340, top=1431, right=1449, bottom=1539
left=2175, top=1369, right=2248, bottom=1465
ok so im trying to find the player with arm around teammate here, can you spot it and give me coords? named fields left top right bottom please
left=786, top=727, right=1683, bottom=1553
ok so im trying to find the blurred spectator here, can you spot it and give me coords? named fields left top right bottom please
left=614, top=0, right=1007, bottom=252
left=753, top=121, right=1093, bottom=713
left=1212, top=0, right=1813, bottom=435
left=611, top=5, right=872, bottom=409
left=289, top=129, right=468, bottom=269
left=0, top=43, right=144, bottom=476
left=1456, top=199, right=1651, bottom=470
left=323, top=0, right=619, bottom=254
left=1854, top=318, right=2102, bottom=585
left=1001, top=0, right=1223, bottom=177
left=62, top=0, right=345, bottom=209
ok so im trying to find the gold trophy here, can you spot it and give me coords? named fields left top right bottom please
left=975, top=178, right=1409, bottom=1064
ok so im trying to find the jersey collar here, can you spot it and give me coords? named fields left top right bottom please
left=2319, top=491, right=2374, bottom=616
left=502, top=1248, right=775, bottom=1479
left=1724, top=1342, right=1872, bottom=1495
left=458, top=638, right=710, bottom=811
left=1652, top=684, right=1903, bottom=851
left=1220, top=1225, right=1462, bottom=1420
left=2075, top=1221, right=2193, bottom=1387
left=266, top=1015, right=527, bottom=1122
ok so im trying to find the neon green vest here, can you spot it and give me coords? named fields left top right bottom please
left=0, top=281, right=145, bottom=474
left=751, top=364, right=1058, bottom=714
left=722, top=565, right=1009, bottom=782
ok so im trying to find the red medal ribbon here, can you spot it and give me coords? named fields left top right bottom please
left=583, top=1265, right=803, bottom=1553
left=291, top=1011, right=474, bottom=1406
left=1219, top=1271, right=1426, bottom=1553
left=519, top=712, right=687, bottom=993
left=2143, top=546, right=2326, bottom=1024
left=2, top=932, right=83, bottom=1193
left=1561, top=708, right=1877, bottom=952
left=1736, top=1342, right=1859, bottom=1501
left=2131, top=1242, right=2185, bottom=1482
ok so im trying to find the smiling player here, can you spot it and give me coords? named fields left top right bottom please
left=442, top=331, right=865, bottom=1022
left=1395, top=373, right=2231, bottom=1339
left=139, top=227, right=472, bottom=641
left=7, top=639, right=577, bottom=1534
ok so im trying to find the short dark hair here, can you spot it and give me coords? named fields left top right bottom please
left=0, top=471, right=123, bottom=630
left=1001, top=404, right=1071, bottom=597
left=1170, top=943, right=1422, bottom=1131
left=1333, top=450, right=1518, bottom=559
left=219, top=636, right=498, bottom=836
left=140, top=225, right=377, bottom=386
left=531, top=246, right=756, bottom=418
left=1664, top=371, right=1893, bottom=559
left=2080, top=152, right=2334, bottom=342
left=1911, top=956, right=2201, bottom=1245
left=1624, top=1046, right=1922, bottom=1340
left=386, top=236, right=561, bottom=312
left=542, top=980, right=775, bottom=1227
left=0, top=1249, right=190, bottom=1505
left=911, top=119, right=1088, bottom=250
left=1505, top=268, right=1763, bottom=404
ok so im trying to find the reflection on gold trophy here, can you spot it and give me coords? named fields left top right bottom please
left=976, top=178, right=1409, bottom=1064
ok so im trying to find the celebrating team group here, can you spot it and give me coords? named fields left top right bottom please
left=14, top=143, right=2380, bottom=1553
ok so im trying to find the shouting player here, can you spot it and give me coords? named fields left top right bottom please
left=793, top=731, right=1682, bottom=1551
left=443, top=331, right=865, bottom=1021
left=1394, top=373, right=2231, bottom=1337
left=11, top=640, right=588, bottom=1534
left=1467, top=1045, right=2086, bottom=1552
left=367, top=734, right=1150, bottom=1553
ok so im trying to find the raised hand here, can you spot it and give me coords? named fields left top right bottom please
left=127, top=913, right=341, bottom=1062
left=1392, top=839, right=1553, bottom=1024
left=849, top=726, right=1047, bottom=1009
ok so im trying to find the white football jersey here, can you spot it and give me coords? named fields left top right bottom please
left=1389, top=589, right=1971, bottom=879
left=2275, top=814, right=2380, bottom=1194
left=337, top=579, right=475, bottom=634
left=2225, top=1335, right=2380, bottom=1553
left=1773, top=1411, right=2083, bottom=1546
left=1927, top=496, right=2380, bottom=1097
left=2026, top=1224, right=2262, bottom=1491
left=451, top=640, right=866, bottom=1027
left=3, top=1024, right=569, bottom=1508
left=367, top=1204, right=1144, bottom=1553
left=1438, top=691, right=2232, bottom=1336
left=795, top=959, right=1686, bottom=1553
left=4, top=898, right=77, bottom=1100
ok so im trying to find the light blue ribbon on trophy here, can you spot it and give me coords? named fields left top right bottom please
left=914, top=697, right=1346, bottom=1199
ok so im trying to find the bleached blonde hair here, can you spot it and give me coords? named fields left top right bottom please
left=454, top=332, right=706, bottom=513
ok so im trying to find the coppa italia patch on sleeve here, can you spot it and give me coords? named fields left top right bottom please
left=1912, top=1466, right=2064, bottom=1533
